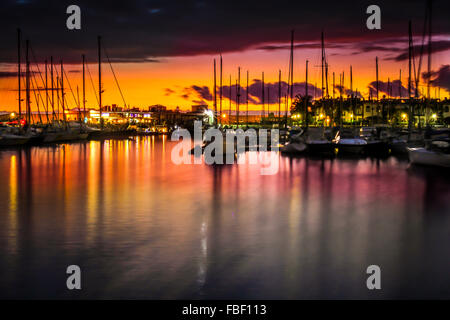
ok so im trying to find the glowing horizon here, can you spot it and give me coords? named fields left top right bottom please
left=1, top=42, right=449, bottom=114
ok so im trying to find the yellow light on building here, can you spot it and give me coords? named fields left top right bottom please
left=10, top=112, right=15, bottom=118
left=401, top=113, right=407, bottom=120
left=432, top=113, right=437, bottom=119
left=222, top=113, right=227, bottom=119
left=319, top=113, right=324, bottom=119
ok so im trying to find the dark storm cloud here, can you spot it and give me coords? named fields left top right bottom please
left=368, top=80, right=410, bottom=97
left=191, top=85, right=213, bottom=101
left=0, top=71, right=21, bottom=78
left=180, top=80, right=323, bottom=105
left=257, top=43, right=349, bottom=51
left=164, top=88, right=175, bottom=96
left=0, top=70, right=37, bottom=78
left=334, top=84, right=363, bottom=98
left=423, top=65, right=450, bottom=91
left=0, top=0, right=449, bottom=63
left=385, top=40, right=450, bottom=62
left=180, top=85, right=213, bottom=104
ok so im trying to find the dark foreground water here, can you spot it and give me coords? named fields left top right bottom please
left=0, top=136, right=449, bottom=299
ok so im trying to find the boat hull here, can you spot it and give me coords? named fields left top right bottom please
left=280, top=142, right=307, bottom=154
left=306, top=142, right=334, bottom=155
left=407, top=147, right=450, bottom=168
left=337, top=144, right=366, bottom=155
left=336, top=139, right=367, bottom=155
left=0, top=135, right=30, bottom=147
left=366, top=141, right=389, bottom=155
left=390, top=139, right=424, bottom=155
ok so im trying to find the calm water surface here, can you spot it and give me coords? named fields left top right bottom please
left=0, top=136, right=449, bottom=299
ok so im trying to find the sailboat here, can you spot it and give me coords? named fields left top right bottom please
left=0, top=133, right=30, bottom=146
left=408, top=139, right=450, bottom=167
left=280, top=129, right=307, bottom=154
left=305, top=31, right=335, bottom=156
left=334, top=128, right=367, bottom=155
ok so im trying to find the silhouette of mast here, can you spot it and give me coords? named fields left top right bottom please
left=98, top=36, right=103, bottom=128
left=17, top=29, right=22, bottom=121
left=213, top=59, right=217, bottom=126
left=220, top=55, right=222, bottom=125
left=237, top=67, right=240, bottom=127
left=246, top=70, right=249, bottom=127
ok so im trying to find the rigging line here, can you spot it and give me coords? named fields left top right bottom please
left=416, top=2, right=429, bottom=94
left=63, top=68, right=80, bottom=108
left=30, top=68, right=49, bottom=121
left=85, top=58, right=100, bottom=105
left=54, top=67, right=65, bottom=108
left=412, top=40, right=419, bottom=97
left=102, top=44, right=127, bottom=108
left=30, top=70, right=43, bottom=123
left=29, top=45, right=49, bottom=95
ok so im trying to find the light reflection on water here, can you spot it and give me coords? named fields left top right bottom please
left=0, top=136, right=449, bottom=299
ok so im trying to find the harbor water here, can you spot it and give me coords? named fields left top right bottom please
left=0, top=136, right=449, bottom=299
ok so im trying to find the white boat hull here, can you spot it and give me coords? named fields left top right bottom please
left=407, top=148, right=450, bottom=168
left=336, top=138, right=367, bottom=155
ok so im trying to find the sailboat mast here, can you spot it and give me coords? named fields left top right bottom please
left=325, top=62, right=329, bottom=98
left=350, top=65, right=353, bottom=98
left=246, top=70, right=249, bottom=127
left=290, top=30, right=294, bottom=110
left=399, top=69, right=402, bottom=99
left=219, top=54, right=222, bottom=124
left=427, top=0, right=432, bottom=99
left=51, top=57, right=55, bottom=121
left=321, top=31, right=325, bottom=100
left=278, top=69, right=281, bottom=127
left=17, top=29, right=21, bottom=121
left=262, top=71, right=264, bottom=119
left=332, top=71, right=335, bottom=126
left=77, top=85, right=81, bottom=122
left=237, top=67, right=240, bottom=127
left=25, top=39, right=30, bottom=125
left=388, top=78, right=391, bottom=97
left=213, top=59, right=217, bottom=126
left=305, top=60, right=309, bottom=128
left=408, top=20, right=413, bottom=138
left=339, top=73, right=342, bottom=128
left=82, top=54, right=86, bottom=117
left=376, top=57, right=379, bottom=102
left=408, top=22, right=412, bottom=100
left=229, top=75, right=231, bottom=124
left=45, top=59, right=49, bottom=123
left=61, top=60, right=66, bottom=123
left=332, top=71, right=335, bottom=99
left=98, top=36, right=102, bottom=127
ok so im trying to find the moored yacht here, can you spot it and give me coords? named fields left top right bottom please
left=408, top=139, right=450, bottom=168
left=334, top=129, right=367, bottom=155
left=305, top=127, right=334, bottom=155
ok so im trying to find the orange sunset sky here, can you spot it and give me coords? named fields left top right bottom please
left=0, top=1, right=449, bottom=113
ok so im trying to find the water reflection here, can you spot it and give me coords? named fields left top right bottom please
left=0, top=137, right=449, bottom=299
